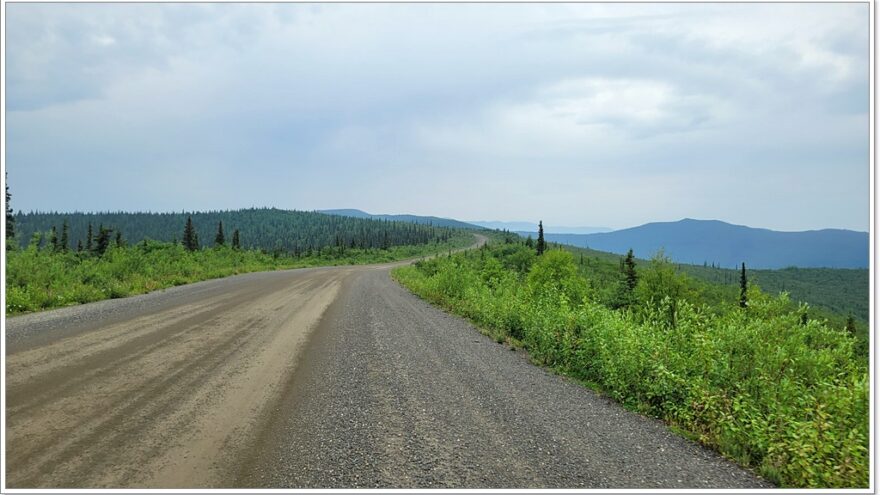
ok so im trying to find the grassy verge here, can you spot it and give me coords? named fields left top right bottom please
left=5, top=233, right=474, bottom=315
left=392, top=240, right=868, bottom=488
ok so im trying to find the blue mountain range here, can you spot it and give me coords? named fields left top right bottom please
left=519, top=218, right=868, bottom=269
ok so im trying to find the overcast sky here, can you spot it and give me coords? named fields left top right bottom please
left=5, top=3, right=869, bottom=231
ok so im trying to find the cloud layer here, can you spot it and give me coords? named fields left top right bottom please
left=5, top=3, right=869, bottom=231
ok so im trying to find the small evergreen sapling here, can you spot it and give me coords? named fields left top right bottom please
left=49, top=226, right=59, bottom=253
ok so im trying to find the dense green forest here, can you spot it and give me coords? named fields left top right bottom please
left=543, top=241, right=868, bottom=328
left=393, top=236, right=868, bottom=488
left=6, top=231, right=474, bottom=315
left=13, top=208, right=464, bottom=254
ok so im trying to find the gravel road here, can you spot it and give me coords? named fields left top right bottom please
left=6, top=235, right=770, bottom=488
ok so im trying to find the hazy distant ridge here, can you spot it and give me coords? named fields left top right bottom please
left=471, top=220, right=611, bottom=234
left=525, top=218, right=868, bottom=269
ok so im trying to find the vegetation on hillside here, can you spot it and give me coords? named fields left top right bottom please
left=393, top=236, right=868, bottom=488
left=6, top=219, right=473, bottom=315
left=12, top=208, right=463, bottom=254
left=552, top=243, right=868, bottom=351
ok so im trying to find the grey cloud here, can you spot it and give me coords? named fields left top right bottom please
left=4, top=3, right=869, bottom=231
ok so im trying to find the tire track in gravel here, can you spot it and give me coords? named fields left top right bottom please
left=6, top=267, right=351, bottom=488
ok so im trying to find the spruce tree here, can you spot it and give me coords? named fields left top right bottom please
left=76, top=239, right=83, bottom=252
left=525, top=235, right=534, bottom=248
left=115, top=230, right=124, bottom=248
left=183, top=216, right=199, bottom=252
left=49, top=226, right=59, bottom=252
left=536, top=221, right=546, bottom=256
left=95, top=225, right=113, bottom=256
left=232, top=229, right=240, bottom=250
left=612, top=249, right=639, bottom=309
left=5, top=172, right=14, bottom=243
left=215, top=221, right=225, bottom=247
left=739, top=262, right=748, bottom=308
left=86, top=223, right=94, bottom=253
left=623, top=249, right=638, bottom=292
left=60, top=219, right=69, bottom=252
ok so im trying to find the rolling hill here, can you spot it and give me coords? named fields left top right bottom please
left=526, top=218, right=868, bottom=269
left=320, top=209, right=481, bottom=230
left=13, top=208, right=460, bottom=253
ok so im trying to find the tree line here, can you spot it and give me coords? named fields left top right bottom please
left=11, top=208, right=461, bottom=255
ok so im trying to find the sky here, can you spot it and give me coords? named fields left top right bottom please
left=4, top=3, right=870, bottom=232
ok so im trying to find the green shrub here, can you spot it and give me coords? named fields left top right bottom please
left=527, top=249, right=587, bottom=305
left=393, top=242, right=868, bottom=488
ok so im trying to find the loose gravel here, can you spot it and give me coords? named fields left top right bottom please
left=235, top=267, right=772, bottom=489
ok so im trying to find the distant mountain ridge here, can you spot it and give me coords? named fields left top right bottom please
left=527, top=218, right=868, bottom=269
left=471, top=220, right=611, bottom=234
left=320, top=209, right=481, bottom=230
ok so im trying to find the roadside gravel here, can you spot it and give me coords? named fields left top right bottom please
left=236, top=266, right=771, bottom=489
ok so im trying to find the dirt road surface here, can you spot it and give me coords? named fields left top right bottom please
left=5, top=235, right=769, bottom=488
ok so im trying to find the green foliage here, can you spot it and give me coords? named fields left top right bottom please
left=214, top=221, right=225, bottom=247
left=554, top=243, right=868, bottom=357
left=86, top=223, right=93, bottom=252
left=5, top=172, right=14, bottom=242
left=6, top=233, right=473, bottom=316
left=15, top=208, right=463, bottom=254
left=94, top=225, right=113, bottom=256
left=183, top=216, right=199, bottom=252
left=634, top=251, right=692, bottom=315
left=611, top=249, right=638, bottom=309
left=48, top=226, right=58, bottom=253
left=60, top=219, right=70, bottom=252
left=679, top=263, right=868, bottom=324
left=536, top=221, right=546, bottom=256
left=527, top=249, right=586, bottom=305
left=393, top=242, right=868, bottom=488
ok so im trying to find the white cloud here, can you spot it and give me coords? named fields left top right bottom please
left=91, top=34, right=116, bottom=47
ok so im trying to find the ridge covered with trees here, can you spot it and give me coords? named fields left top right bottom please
left=12, top=208, right=463, bottom=254
left=5, top=206, right=475, bottom=315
